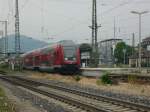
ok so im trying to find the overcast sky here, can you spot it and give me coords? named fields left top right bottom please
left=0, top=0, right=150, bottom=45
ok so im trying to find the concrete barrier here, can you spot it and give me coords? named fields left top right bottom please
left=81, top=68, right=139, bottom=77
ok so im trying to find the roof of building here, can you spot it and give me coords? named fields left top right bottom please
left=99, top=38, right=122, bottom=43
left=142, top=37, right=150, bottom=41
left=142, top=37, right=150, bottom=47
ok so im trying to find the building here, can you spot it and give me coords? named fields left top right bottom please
left=80, top=52, right=90, bottom=67
left=129, top=37, right=150, bottom=67
left=79, top=43, right=91, bottom=67
left=129, top=49, right=150, bottom=67
left=98, top=39, right=122, bottom=65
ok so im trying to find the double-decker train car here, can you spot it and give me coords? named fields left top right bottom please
left=21, top=40, right=80, bottom=73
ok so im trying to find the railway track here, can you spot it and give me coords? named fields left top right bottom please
left=0, top=76, right=150, bottom=112
left=109, top=73, right=150, bottom=84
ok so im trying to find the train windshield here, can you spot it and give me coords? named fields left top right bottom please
left=63, top=46, right=77, bottom=61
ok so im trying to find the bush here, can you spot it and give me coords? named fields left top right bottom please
left=0, top=88, right=5, bottom=96
left=0, top=63, right=9, bottom=69
left=96, top=79, right=102, bottom=85
left=101, top=72, right=112, bottom=84
left=0, top=87, right=16, bottom=112
left=128, top=75, right=137, bottom=84
left=74, top=75, right=81, bottom=82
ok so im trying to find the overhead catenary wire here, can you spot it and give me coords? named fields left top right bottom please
left=1, top=0, right=150, bottom=43
left=45, top=0, right=137, bottom=38
left=7, top=0, right=138, bottom=38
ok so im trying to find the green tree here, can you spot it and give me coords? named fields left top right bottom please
left=114, top=42, right=132, bottom=64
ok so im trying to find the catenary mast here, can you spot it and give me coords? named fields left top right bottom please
left=90, top=0, right=100, bottom=67
left=15, top=0, right=20, bottom=56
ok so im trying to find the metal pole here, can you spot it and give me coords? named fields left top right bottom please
left=114, top=17, right=116, bottom=40
left=0, top=31, right=4, bottom=56
left=139, top=14, right=141, bottom=70
left=92, top=0, right=95, bottom=51
left=91, top=0, right=97, bottom=67
left=15, top=0, right=22, bottom=71
left=0, top=21, right=8, bottom=57
left=5, top=21, right=8, bottom=57
left=124, top=51, right=126, bottom=65
left=95, top=0, right=98, bottom=58
left=113, top=17, right=116, bottom=66
left=89, top=0, right=101, bottom=67
left=94, top=0, right=99, bottom=67
left=15, top=0, right=20, bottom=56
left=131, top=11, right=149, bottom=71
left=123, top=49, right=126, bottom=65
left=132, top=33, right=135, bottom=55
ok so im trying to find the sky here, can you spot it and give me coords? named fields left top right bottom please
left=0, top=0, right=150, bottom=45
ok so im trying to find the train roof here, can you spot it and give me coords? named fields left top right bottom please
left=58, top=40, right=76, bottom=46
left=21, top=40, right=76, bottom=57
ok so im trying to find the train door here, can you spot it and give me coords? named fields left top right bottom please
left=46, top=48, right=54, bottom=67
left=53, top=47, right=61, bottom=65
left=34, top=56, right=40, bottom=66
left=47, top=53, right=53, bottom=67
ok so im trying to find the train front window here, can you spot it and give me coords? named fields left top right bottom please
left=63, top=46, right=77, bottom=61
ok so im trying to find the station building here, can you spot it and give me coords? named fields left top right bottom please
left=129, top=37, right=150, bottom=67
left=80, top=39, right=123, bottom=67
left=98, top=39, right=122, bottom=66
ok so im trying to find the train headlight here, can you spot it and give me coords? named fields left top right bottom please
left=73, top=58, right=76, bottom=61
left=65, top=58, right=68, bottom=61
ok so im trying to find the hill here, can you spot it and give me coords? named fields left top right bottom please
left=0, top=35, right=48, bottom=53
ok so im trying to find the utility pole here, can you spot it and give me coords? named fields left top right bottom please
left=4, top=21, right=8, bottom=57
left=113, top=17, right=116, bottom=66
left=14, top=0, right=22, bottom=70
left=0, top=21, right=8, bottom=57
left=89, top=0, right=101, bottom=67
left=114, top=17, right=116, bottom=41
left=15, top=0, right=20, bottom=56
left=0, top=31, right=4, bottom=57
left=123, top=49, right=126, bottom=65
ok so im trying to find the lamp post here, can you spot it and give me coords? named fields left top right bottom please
left=131, top=11, right=148, bottom=71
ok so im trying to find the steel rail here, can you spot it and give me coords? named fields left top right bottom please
left=0, top=76, right=111, bottom=112
left=12, top=76, right=150, bottom=112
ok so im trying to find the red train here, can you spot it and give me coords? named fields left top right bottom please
left=21, top=40, right=81, bottom=73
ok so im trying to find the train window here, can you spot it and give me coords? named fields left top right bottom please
left=63, top=46, right=77, bottom=59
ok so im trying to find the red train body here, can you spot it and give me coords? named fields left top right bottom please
left=21, top=40, right=80, bottom=73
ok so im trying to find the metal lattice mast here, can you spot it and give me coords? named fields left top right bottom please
left=90, top=0, right=100, bottom=67
left=92, top=0, right=97, bottom=53
left=15, top=0, right=20, bottom=56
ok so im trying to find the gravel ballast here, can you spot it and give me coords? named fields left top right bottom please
left=0, top=79, right=75, bottom=112
left=31, top=77, right=150, bottom=107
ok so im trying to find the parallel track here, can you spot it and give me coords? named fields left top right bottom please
left=109, top=73, right=150, bottom=84
left=1, top=76, right=150, bottom=112
left=0, top=76, right=113, bottom=112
